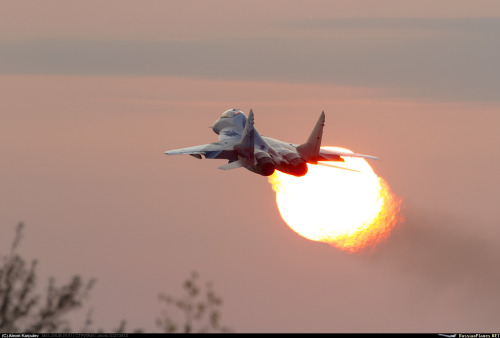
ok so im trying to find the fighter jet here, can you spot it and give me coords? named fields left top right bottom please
left=164, top=109, right=378, bottom=177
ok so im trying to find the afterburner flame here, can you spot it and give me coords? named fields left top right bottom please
left=268, top=147, right=400, bottom=253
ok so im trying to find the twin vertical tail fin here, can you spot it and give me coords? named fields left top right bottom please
left=297, top=111, right=325, bottom=164
left=234, top=109, right=255, bottom=160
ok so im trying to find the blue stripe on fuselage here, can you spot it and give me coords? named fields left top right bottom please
left=205, top=151, right=222, bottom=159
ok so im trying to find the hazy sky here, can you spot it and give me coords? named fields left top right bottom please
left=1, top=0, right=499, bottom=333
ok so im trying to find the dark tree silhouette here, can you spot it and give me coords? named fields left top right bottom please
left=0, top=223, right=94, bottom=333
left=1, top=223, right=231, bottom=333
left=157, top=271, right=230, bottom=333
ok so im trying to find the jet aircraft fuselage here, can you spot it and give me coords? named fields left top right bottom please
left=165, top=109, right=378, bottom=177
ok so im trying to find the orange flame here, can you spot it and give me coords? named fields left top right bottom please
left=268, top=147, right=401, bottom=253
left=326, top=177, right=401, bottom=253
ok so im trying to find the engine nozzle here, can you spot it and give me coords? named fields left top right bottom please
left=256, top=156, right=275, bottom=176
left=289, top=158, right=308, bottom=177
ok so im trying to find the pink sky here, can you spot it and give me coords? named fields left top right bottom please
left=1, top=1, right=500, bottom=333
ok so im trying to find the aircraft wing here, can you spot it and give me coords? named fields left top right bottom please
left=165, top=141, right=236, bottom=159
left=319, top=148, right=379, bottom=161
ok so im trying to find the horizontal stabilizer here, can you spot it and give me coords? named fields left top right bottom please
left=320, top=148, right=379, bottom=161
left=319, top=153, right=344, bottom=162
left=316, top=162, right=360, bottom=172
left=218, top=158, right=254, bottom=170
left=336, top=152, right=379, bottom=161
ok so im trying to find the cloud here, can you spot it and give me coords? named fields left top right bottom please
left=1, top=16, right=499, bottom=102
left=283, top=16, right=500, bottom=34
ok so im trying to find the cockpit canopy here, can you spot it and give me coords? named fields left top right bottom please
left=221, top=108, right=245, bottom=118
left=212, top=109, right=247, bottom=136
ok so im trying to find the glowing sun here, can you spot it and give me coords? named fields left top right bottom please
left=268, top=147, right=400, bottom=253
